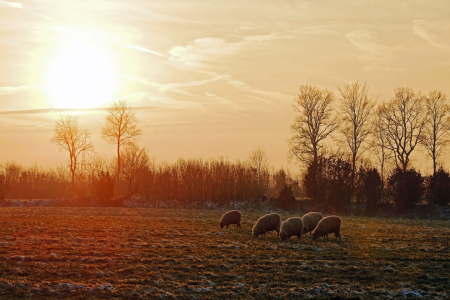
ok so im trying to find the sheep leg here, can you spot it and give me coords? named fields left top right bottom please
left=335, top=232, right=341, bottom=241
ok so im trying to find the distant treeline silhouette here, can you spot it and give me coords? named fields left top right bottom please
left=2, top=83, right=450, bottom=213
left=0, top=156, right=301, bottom=207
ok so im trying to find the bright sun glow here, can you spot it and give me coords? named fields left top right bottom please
left=45, top=33, right=119, bottom=109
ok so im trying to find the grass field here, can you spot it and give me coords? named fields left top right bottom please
left=0, top=208, right=449, bottom=299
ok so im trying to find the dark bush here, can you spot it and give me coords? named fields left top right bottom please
left=387, top=168, right=424, bottom=211
left=358, top=167, right=383, bottom=214
left=93, top=171, right=115, bottom=205
left=427, top=168, right=450, bottom=206
left=0, top=175, right=6, bottom=202
left=275, top=184, right=297, bottom=211
left=303, top=155, right=353, bottom=212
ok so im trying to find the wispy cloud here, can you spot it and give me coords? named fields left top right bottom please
left=169, top=37, right=239, bottom=66
left=0, top=85, right=38, bottom=95
left=344, top=30, right=393, bottom=69
left=123, top=44, right=167, bottom=57
left=413, top=20, right=450, bottom=50
left=121, top=92, right=199, bottom=109
left=225, top=77, right=291, bottom=102
left=29, top=11, right=54, bottom=22
left=160, top=73, right=228, bottom=91
left=0, top=0, right=22, bottom=8
left=123, top=75, right=163, bottom=88
left=204, top=92, right=241, bottom=109
left=168, top=22, right=338, bottom=67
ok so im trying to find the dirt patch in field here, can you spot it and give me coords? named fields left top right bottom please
left=0, top=208, right=449, bottom=299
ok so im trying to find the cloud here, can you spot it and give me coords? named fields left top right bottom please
left=123, top=75, right=163, bottom=89
left=160, top=73, right=228, bottom=91
left=0, top=0, right=22, bottom=8
left=168, top=23, right=337, bottom=67
left=121, top=92, right=199, bottom=109
left=413, top=20, right=450, bottom=50
left=204, top=92, right=241, bottom=109
left=123, top=44, right=167, bottom=57
left=225, top=77, right=291, bottom=102
left=344, top=30, right=393, bottom=69
left=0, top=107, right=109, bottom=115
left=0, top=85, right=38, bottom=95
left=168, top=37, right=239, bottom=66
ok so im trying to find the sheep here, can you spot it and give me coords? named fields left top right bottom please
left=312, top=216, right=341, bottom=241
left=220, top=210, right=242, bottom=229
left=252, top=213, right=281, bottom=238
left=302, top=212, right=323, bottom=235
left=279, top=217, right=303, bottom=242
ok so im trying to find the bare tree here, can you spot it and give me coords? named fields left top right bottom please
left=248, top=146, right=270, bottom=195
left=422, top=90, right=450, bottom=175
left=119, top=142, right=149, bottom=196
left=338, top=81, right=376, bottom=185
left=102, top=100, right=142, bottom=181
left=378, top=87, right=427, bottom=172
left=288, top=85, right=338, bottom=166
left=370, top=108, right=393, bottom=184
left=248, top=146, right=269, bottom=175
left=51, top=115, right=94, bottom=188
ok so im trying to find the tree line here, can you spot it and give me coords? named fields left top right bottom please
left=289, top=82, right=450, bottom=212
left=1, top=82, right=450, bottom=212
left=0, top=99, right=300, bottom=206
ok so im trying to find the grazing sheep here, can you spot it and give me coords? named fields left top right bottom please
left=302, top=212, right=323, bottom=235
left=252, top=213, right=281, bottom=238
left=220, top=210, right=242, bottom=229
left=279, top=217, right=303, bottom=241
left=312, top=216, right=341, bottom=241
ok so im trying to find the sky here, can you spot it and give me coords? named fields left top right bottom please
left=1, top=0, right=450, bottom=174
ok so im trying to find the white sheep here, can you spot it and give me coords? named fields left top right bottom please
left=219, top=210, right=242, bottom=229
left=279, top=217, right=303, bottom=241
left=312, top=216, right=341, bottom=241
left=252, top=213, right=281, bottom=238
left=302, top=212, right=323, bottom=235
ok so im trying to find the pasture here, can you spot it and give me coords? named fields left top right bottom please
left=0, top=208, right=449, bottom=299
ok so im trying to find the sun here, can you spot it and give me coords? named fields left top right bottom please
left=45, top=33, right=119, bottom=109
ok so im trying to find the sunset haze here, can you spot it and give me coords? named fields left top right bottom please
left=1, top=0, right=450, bottom=173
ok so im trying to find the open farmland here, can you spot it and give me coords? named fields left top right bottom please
left=0, top=208, right=449, bottom=299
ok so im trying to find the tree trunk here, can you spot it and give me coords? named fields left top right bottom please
left=117, top=143, right=120, bottom=181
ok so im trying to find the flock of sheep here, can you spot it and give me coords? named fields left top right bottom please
left=219, top=211, right=341, bottom=242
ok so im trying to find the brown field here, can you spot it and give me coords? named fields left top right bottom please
left=0, top=208, right=449, bottom=299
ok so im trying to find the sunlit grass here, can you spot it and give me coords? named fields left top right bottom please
left=0, top=208, right=449, bottom=299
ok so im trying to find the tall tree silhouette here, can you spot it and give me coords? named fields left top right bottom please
left=102, top=100, right=142, bottom=182
left=378, top=87, right=427, bottom=172
left=51, top=115, right=94, bottom=188
left=422, top=90, right=450, bottom=175
left=288, top=85, right=338, bottom=166
left=337, top=81, right=376, bottom=188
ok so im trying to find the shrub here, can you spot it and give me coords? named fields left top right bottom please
left=358, top=167, right=383, bottom=214
left=93, top=171, right=115, bottom=205
left=303, top=155, right=353, bottom=212
left=387, top=168, right=424, bottom=211
left=427, top=168, right=450, bottom=206
left=275, top=184, right=297, bottom=211
left=0, top=175, right=6, bottom=202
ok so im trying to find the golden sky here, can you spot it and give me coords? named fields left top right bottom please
left=1, top=0, right=450, bottom=172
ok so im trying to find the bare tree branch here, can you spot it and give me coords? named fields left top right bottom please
left=288, top=85, right=339, bottom=166
left=378, top=87, right=427, bottom=172
left=50, top=115, right=94, bottom=188
left=102, top=100, right=142, bottom=181
left=337, top=81, right=376, bottom=182
left=422, top=90, right=450, bottom=175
